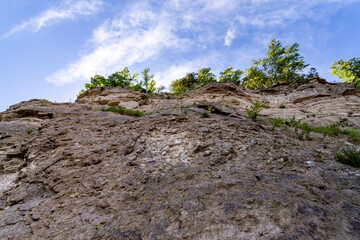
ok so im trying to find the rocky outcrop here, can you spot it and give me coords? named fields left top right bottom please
left=76, top=86, right=147, bottom=109
left=0, top=80, right=360, bottom=239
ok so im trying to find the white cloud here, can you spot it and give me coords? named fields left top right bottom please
left=224, top=29, right=236, bottom=46
left=3, top=0, right=103, bottom=38
left=201, top=0, right=238, bottom=11
left=45, top=0, right=360, bottom=87
left=235, top=0, right=360, bottom=28
left=46, top=4, right=187, bottom=86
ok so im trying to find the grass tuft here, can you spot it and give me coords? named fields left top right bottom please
left=269, top=118, right=360, bottom=142
left=334, top=146, right=360, bottom=168
left=201, top=112, right=210, bottom=118
left=100, top=106, right=145, bottom=117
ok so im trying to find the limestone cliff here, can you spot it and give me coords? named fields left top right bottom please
left=0, top=78, right=360, bottom=239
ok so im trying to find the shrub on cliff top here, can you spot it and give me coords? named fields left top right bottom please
left=242, top=40, right=309, bottom=89
left=77, top=67, right=162, bottom=97
left=170, top=68, right=217, bottom=94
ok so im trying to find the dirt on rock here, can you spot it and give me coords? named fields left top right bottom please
left=1, top=78, right=360, bottom=239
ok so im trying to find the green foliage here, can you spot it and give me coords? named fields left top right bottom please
left=78, top=67, right=167, bottom=97
left=201, top=112, right=210, bottom=118
left=330, top=57, right=360, bottom=89
left=156, top=85, right=166, bottom=95
left=107, top=68, right=139, bottom=88
left=170, top=73, right=196, bottom=94
left=343, top=128, right=360, bottom=142
left=86, top=74, right=107, bottom=88
left=279, top=104, right=286, bottom=109
left=284, top=116, right=301, bottom=127
left=307, top=67, right=319, bottom=78
left=311, top=124, right=342, bottom=136
left=245, top=101, right=265, bottom=119
left=184, top=169, right=194, bottom=180
left=78, top=67, right=140, bottom=96
left=100, top=106, right=145, bottom=117
left=186, top=173, right=194, bottom=180
left=242, top=39, right=309, bottom=89
left=334, top=146, right=360, bottom=168
left=269, top=118, right=285, bottom=128
left=27, top=129, right=33, bottom=134
left=170, top=68, right=217, bottom=94
left=243, top=66, right=271, bottom=89
left=312, top=148, right=323, bottom=160
left=156, top=173, right=162, bottom=183
left=142, top=95, right=149, bottom=105
left=269, top=118, right=360, bottom=143
left=219, top=66, right=243, bottom=84
left=142, top=68, right=156, bottom=94
left=197, top=67, right=217, bottom=87
left=294, top=124, right=312, bottom=140
left=206, top=106, right=215, bottom=113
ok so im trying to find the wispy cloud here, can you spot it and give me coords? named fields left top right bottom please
left=3, top=0, right=103, bottom=38
left=46, top=3, right=188, bottom=86
left=224, top=29, right=236, bottom=46
left=46, top=0, right=360, bottom=87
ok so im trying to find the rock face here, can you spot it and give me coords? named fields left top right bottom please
left=1, top=79, right=360, bottom=239
left=76, top=86, right=147, bottom=109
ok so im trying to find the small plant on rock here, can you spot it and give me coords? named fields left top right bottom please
left=186, top=172, right=194, bottom=180
left=100, top=105, right=145, bottom=117
left=334, top=146, right=360, bottom=168
left=201, top=112, right=210, bottom=118
left=245, top=101, right=265, bottom=119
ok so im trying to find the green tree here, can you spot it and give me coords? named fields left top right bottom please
left=78, top=67, right=139, bottom=96
left=107, top=67, right=138, bottom=88
left=196, top=67, right=217, bottom=87
left=88, top=74, right=107, bottom=87
left=219, top=66, right=243, bottom=84
left=330, top=57, right=360, bottom=89
left=170, top=68, right=216, bottom=94
left=77, top=74, right=107, bottom=97
left=307, top=67, right=319, bottom=78
left=243, top=39, right=309, bottom=89
left=156, top=85, right=166, bottom=95
left=129, top=80, right=144, bottom=92
left=141, top=68, right=156, bottom=94
left=242, top=66, right=270, bottom=89
left=170, top=73, right=196, bottom=94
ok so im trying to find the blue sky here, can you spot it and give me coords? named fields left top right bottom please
left=1, top=0, right=360, bottom=111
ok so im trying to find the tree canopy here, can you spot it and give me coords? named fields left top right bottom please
left=170, top=68, right=217, bottom=94
left=242, top=39, right=309, bottom=89
left=307, top=67, right=319, bottom=78
left=78, top=40, right=323, bottom=97
left=141, top=68, right=156, bottom=94
left=219, top=67, right=243, bottom=84
left=330, top=57, right=360, bottom=89
left=169, top=39, right=312, bottom=93
left=78, top=67, right=161, bottom=97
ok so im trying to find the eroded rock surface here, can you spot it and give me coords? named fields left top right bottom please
left=0, top=79, right=360, bottom=239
